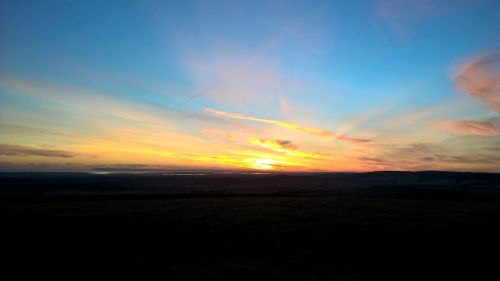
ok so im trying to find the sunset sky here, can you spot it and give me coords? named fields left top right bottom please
left=1, top=0, right=500, bottom=172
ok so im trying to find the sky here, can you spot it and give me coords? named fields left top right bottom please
left=1, top=0, right=500, bottom=172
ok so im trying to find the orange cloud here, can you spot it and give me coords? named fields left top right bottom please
left=454, top=49, right=500, bottom=113
left=205, top=108, right=370, bottom=143
left=435, top=120, right=499, bottom=136
left=249, top=138, right=324, bottom=159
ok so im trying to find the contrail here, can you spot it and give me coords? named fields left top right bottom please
left=172, top=3, right=323, bottom=111
left=172, top=80, right=223, bottom=110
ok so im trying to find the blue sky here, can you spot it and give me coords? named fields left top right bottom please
left=1, top=0, right=500, bottom=172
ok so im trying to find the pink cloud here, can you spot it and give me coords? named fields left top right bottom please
left=435, top=120, right=499, bottom=136
left=454, top=49, right=500, bottom=113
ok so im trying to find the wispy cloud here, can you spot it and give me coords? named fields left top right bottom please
left=0, top=123, right=78, bottom=138
left=432, top=154, right=499, bottom=164
left=205, top=108, right=370, bottom=143
left=454, top=49, right=500, bottom=113
left=0, top=144, right=78, bottom=158
left=435, top=119, right=499, bottom=136
left=249, top=138, right=324, bottom=159
left=405, top=142, right=436, bottom=152
left=358, top=156, right=386, bottom=164
left=0, top=76, right=168, bottom=124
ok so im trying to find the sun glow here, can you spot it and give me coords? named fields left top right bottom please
left=244, top=158, right=276, bottom=170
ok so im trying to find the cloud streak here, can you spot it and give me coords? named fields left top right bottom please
left=249, top=138, right=324, bottom=159
left=435, top=120, right=499, bottom=136
left=0, top=144, right=78, bottom=158
left=205, top=108, right=370, bottom=143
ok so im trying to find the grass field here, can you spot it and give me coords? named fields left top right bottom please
left=3, top=193, right=500, bottom=280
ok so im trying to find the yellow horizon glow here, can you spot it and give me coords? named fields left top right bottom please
left=2, top=78, right=499, bottom=173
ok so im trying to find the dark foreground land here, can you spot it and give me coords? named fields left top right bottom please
left=2, top=171, right=500, bottom=280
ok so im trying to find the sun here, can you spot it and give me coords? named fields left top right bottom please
left=244, top=158, right=276, bottom=170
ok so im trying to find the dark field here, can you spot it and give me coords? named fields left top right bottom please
left=2, top=171, right=500, bottom=280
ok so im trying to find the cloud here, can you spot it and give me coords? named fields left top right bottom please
left=205, top=108, right=371, bottom=143
left=420, top=157, right=435, bottom=161
left=435, top=120, right=499, bottom=136
left=0, top=123, right=80, bottom=138
left=249, top=137, right=324, bottom=159
left=358, top=156, right=385, bottom=164
left=433, top=154, right=498, bottom=164
left=399, top=142, right=436, bottom=153
left=279, top=96, right=292, bottom=113
left=454, top=49, right=500, bottom=112
left=0, top=144, right=78, bottom=158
